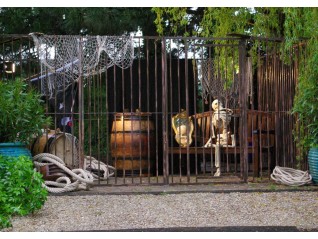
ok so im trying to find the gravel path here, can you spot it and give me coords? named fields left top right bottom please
left=3, top=191, right=318, bottom=232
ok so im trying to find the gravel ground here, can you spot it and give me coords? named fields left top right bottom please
left=3, top=191, right=318, bottom=232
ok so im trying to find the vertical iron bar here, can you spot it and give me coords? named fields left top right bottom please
left=155, top=39, right=159, bottom=183
left=88, top=72, right=92, bottom=181
left=169, top=39, right=175, bottom=183
left=175, top=40, right=180, bottom=183
left=184, top=40, right=191, bottom=182
left=129, top=42, right=134, bottom=183
left=78, top=36, right=85, bottom=169
left=146, top=38, right=151, bottom=183
left=113, top=63, right=118, bottom=184
left=162, top=38, right=169, bottom=184
left=105, top=54, right=110, bottom=185
left=96, top=73, right=102, bottom=183
left=120, top=52, right=126, bottom=183
left=209, top=45, right=214, bottom=176
left=257, top=38, right=262, bottom=176
left=192, top=40, right=198, bottom=182
left=239, top=39, right=248, bottom=182
left=138, top=37, right=142, bottom=183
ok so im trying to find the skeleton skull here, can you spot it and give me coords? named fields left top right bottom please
left=211, top=99, right=224, bottom=111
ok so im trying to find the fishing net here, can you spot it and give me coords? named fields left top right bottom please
left=199, top=56, right=254, bottom=109
left=199, top=58, right=239, bottom=108
left=30, top=34, right=134, bottom=97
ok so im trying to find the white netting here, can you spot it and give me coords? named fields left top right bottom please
left=199, top=58, right=239, bottom=108
left=30, top=34, right=134, bottom=97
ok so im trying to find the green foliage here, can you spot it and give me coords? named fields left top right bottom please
left=152, top=7, right=189, bottom=36
left=151, top=7, right=311, bottom=60
left=0, top=78, right=52, bottom=144
left=252, top=8, right=285, bottom=37
left=292, top=39, right=318, bottom=148
left=200, top=8, right=253, bottom=38
left=152, top=7, right=318, bottom=151
left=268, top=183, right=277, bottom=191
left=0, top=155, right=48, bottom=229
left=284, top=8, right=318, bottom=149
left=152, top=7, right=255, bottom=37
left=0, top=7, right=157, bottom=36
left=82, top=8, right=156, bottom=35
left=73, top=76, right=110, bottom=158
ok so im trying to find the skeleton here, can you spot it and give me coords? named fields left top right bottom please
left=205, top=99, right=233, bottom=147
left=204, top=99, right=233, bottom=176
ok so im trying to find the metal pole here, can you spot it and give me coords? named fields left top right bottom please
left=78, top=36, right=85, bottom=169
left=162, top=38, right=169, bottom=184
left=239, top=39, right=248, bottom=182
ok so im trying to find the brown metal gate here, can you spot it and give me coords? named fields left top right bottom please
left=0, top=34, right=306, bottom=185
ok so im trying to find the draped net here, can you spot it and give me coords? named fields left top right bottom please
left=30, top=34, right=134, bottom=97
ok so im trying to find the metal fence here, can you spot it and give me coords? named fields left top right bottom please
left=0, top=34, right=305, bottom=185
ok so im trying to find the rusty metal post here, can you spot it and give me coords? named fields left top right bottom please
left=184, top=40, right=191, bottom=182
left=161, top=38, right=169, bottom=184
left=239, top=39, right=248, bottom=182
left=78, top=36, right=85, bottom=169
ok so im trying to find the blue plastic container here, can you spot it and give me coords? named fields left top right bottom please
left=308, top=147, right=318, bottom=184
left=0, top=142, right=32, bottom=158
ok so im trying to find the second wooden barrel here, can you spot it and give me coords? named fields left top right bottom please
left=110, top=112, right=155, bottom=176
left=31, top=129, right=79, bottom=169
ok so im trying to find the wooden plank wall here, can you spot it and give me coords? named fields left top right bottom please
left=257, top=47, right=303, bottom=169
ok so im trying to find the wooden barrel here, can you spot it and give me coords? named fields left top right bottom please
left=110, top=112, right=155, bottom=176
left=31, top=129, right=79, bottom=169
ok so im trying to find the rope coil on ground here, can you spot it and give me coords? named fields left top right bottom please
left=33, top=153, right=115, bottom=193
left=270, top=166, right=312, bottom=186
left=84, top=155, right=115, bottom=180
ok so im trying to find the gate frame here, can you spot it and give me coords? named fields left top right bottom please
left=160, top=36, right=251, bottom=183
left=0, top=34, right=304, bottom=185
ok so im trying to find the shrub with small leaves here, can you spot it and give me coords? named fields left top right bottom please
left=0, top=155, right=48, bottom=229
left=0, top=79, right=52, bottom=144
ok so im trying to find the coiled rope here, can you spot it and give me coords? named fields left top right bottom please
left=33, top=153, right=115, bottom=193
left=84, top=155, right=115, bottom=180
left=270, top=166, right=312, bottom=186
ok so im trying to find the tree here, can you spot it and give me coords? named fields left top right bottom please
left=152, top=7, right=318, bottom=150
left=151, top=7, right=317, bottom=55
left=0, top=7, right=157, bottom=36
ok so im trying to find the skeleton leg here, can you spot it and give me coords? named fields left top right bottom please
left=204, top=137, right=212, bottom=147
left=214, top=144, right=221, bottom=176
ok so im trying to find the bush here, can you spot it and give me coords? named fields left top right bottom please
left=0, top=155, right=48, bottom=229
left=0, top=78, right=51, bottom=144
left=292, top=40, right=318, bottom=153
